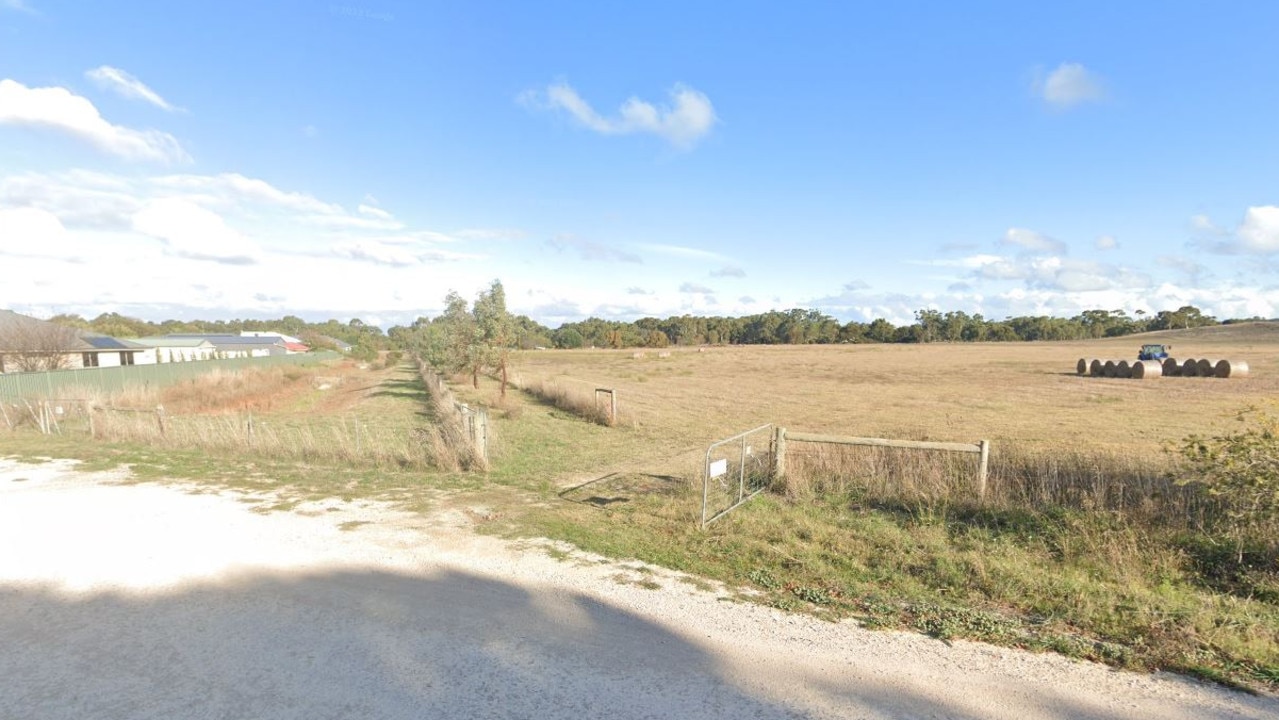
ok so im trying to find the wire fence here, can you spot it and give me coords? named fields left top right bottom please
left=0, top=352, right=341, bottom=401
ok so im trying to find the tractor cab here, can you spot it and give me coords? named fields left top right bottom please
left=1138, top=344, right=1172, bottom=361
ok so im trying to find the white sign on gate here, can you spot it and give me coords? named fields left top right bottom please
left=709, top=458, right=728, bottom=478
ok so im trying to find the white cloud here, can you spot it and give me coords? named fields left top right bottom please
left=523, top=81, right=717, bottom=148
left=679, top=282, right=714, bottom=294
left=358, top=203, right=394, bottom=220
left=1195, top=206, right=1279, bottom=255
left=1037, top=63, right=1104, bottom=109
left=1156, top=255, right=1206, bottom=280
left=974, top=255, right=1151, bottom=293
left=304, top=214, right=404, bottom=231
left=0, top=79, right=189, bottom=162
left=710, top=265, right=746, bottom=278
left=1000, top=227, right=1067, bottom=255
left=331, top=239, right=420, bottom=267
left=1191, top=214, right=1226, bottom=235
left=454, top=228, right=527, bottom=241
left=637, top=242, right=730, bottom=262
left=85, top=66, right=179, bottom=112
left=1237, top=206, right=1279, bottom=253
left=1, top=170, right=143, bottom=230
left=132, top=198, right=261, bottom=264
left=1095, top=234, right=1118, bottom=250
left=150, top=173, right=340, bottom=215
left=548, top=234, right=642, bottom=263
left=2, top=0, right=34, bottom=13
left=0, top=207, right=67, bottom=253
left=920, top=253, right=1006, bottom=269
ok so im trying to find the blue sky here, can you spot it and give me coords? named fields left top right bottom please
left=2, top=1, right=1278, bottom=328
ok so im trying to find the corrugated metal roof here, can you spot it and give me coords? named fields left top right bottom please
left=133, top=337, right=217, bottom=348
left=80, top=335, right=146, bottom=350
left=164, top=334, right=286, bottom=346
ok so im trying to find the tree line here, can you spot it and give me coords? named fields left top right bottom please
left=46, top=312, right=394, bottom=360
left=530, top=305, right=1235, bottom=349
left=40, top=295, right=1256, bottom=360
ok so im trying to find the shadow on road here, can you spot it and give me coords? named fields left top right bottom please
left=5, top=565, right=1267, bottom=719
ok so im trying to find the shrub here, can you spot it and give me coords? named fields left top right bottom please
left=1177, top=407, right=1279, bottom=561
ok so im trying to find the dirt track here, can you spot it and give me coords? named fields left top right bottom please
left=2, top=457, right=1276, bottom=720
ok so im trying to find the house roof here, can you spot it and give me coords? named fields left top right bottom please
left=283, top=342, right=310, bottom=352
left=241, top=331, right=303, bottom=344
left=80, top=334, right=148, bottom=350
left=133, top=337, right=217, bottom=349
left=164, top=334, right=286, bottom=346
left=0, top=309, right=94, bottom=352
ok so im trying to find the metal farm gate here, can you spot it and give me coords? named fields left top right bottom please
left=701, top=424, right=777, bottom=527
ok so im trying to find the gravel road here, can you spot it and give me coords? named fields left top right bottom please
left=2, top=457, right=1276, bottom=720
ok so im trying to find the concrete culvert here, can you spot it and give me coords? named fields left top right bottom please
left=1090, top=359, right=1104, bottom=377
left=1132, top=360, right=1163, bottom=380
left=1077, top=358, right=1088, bottom=375
left=1215, top=359, right=1250, bottom=378
left=1162, top=357, right=1181, bottom=377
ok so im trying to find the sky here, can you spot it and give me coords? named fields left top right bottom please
left=2, top=1, right=1278, bottom=329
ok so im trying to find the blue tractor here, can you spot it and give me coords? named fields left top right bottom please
left=1138, top=344, right=1172, bottom=361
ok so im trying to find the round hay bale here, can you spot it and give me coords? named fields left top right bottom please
left=1182, top=358, right=1199, bottom=377
left=1162, top=357, right=1181, bottom=377
left=1197, top=358, right=1220, bottom=377
left=1090, top=359, right=1104, bottom=377
left=1215, top=359, right=1250, bottom=379
left=1116, top=360, right=1132, bottom=378
left=1132, top=359, right=1162, bottom=379
left=1103, top=360, right=1117, bottom=378
left=1076, top=358, right=1088, bottom=375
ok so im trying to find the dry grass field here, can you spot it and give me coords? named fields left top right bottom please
left=509, top=323, right=1279, bottom=458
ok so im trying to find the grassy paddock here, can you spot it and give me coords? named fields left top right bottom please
left=499, top=326, right=1279, bottom=690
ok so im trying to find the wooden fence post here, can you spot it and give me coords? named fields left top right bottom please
left=977, top=439, right=990, bottom=500
left=246, top=411, right=254, bottom=445
left=155, top=405, right=166, bottom=436
left=474, top=407, right=488, bottom=461
left=773, top=426, right=787, bottom=480
left=85, top=400, right=95, bottom=439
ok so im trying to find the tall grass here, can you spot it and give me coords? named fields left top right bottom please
left=89, top=409, right=443, bottom=469
left=779, top=441, right=1229, bottom=532
left=510, top=374, right=626, bottom=426
left=29, top=364, right=478, bottom=472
